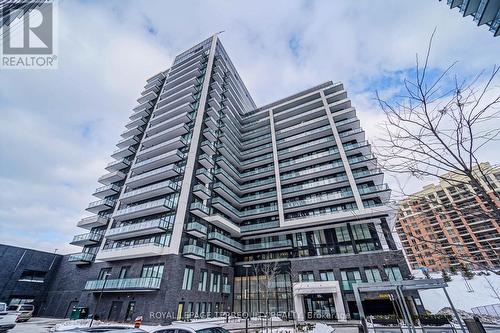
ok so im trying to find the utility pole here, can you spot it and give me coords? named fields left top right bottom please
left=90, top=273, right=110, bottom=327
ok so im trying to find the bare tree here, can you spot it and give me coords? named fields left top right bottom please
left=375, top=30, right=500, bottom=222
left=253, top=262, right=280, bottom=332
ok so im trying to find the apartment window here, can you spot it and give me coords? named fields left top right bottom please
left=299, top=271, right=314, bottom=282
left=119, top=266, right=130, bottom=279
left=319, top=270, right=334, bottom=281
left=198, top=270, right=208, bottom=291
left=182, top=267, right=194, bottom=290
left=98, top=268, right=112, bottom=280
left=209, top=273, right=221, bottom=292
left=385, top=266, right=403, bottom=281
left=340, top=269, right=362, bottom=290
left=351, top=224, right=371, bottom=240
left=364, top=268, right=382, bottom=283
left=18, top=270, right=46, bottom=283
left=141, top=264, right=164, bottom=278
left=335, top=226, right=353, bottom=253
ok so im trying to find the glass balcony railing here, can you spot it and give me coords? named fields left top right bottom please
left=348, top=154, right=374, bottom=164
left=279, top=148, right=339, bottom=168
left=102, top=241, right=164, bottom=253
left=183, top=244, right=205, bottom=257
left=121, top=180, right=179, bottom=200
left=282, top=175, right=349, bottom=193
left=243, top=239, right=292, bottom=251
left=358, top=184, right=389, bottom=194
left=279, top=136, right=335, bottom=155
left=87, top=199, right=116, bottom=209
left=276, top=125, right=331, bottom=144
left=106, top=158, right=131, bottom=169
left=280, top=161, right=343, bottom=180
left=132, top=152, right=184, bottom=171
left=240, top=221, right=280, bottom=233
left=114, top=198, right=175, bottom=217
left=335, top=117, right=358, bottom=127
left=93, top=184, right=121, bottom=195
left=71, top=232, right=103, bottom=244
left=190, top=202, right=210, bottom=215
left=106, top=218, right=173, bottom=237
left=343, top=140, right=368, bottom=151
left=186, top=221, right=207, bottom=235
left=206, top=252, right=231, bottom=265
left=196, top=168, right=213, bottom=180
left=339, top=128, right=363, bottom=138
left=283, top=190, right=353, bottom=209
left=193, top=184, right=210, bottom=196
left=68, top=252, right=95, bottom=262
left=84, top=277, right=162, bottom=291
left=208, top=232, right=243, bottom=250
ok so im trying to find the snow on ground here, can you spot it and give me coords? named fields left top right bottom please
left=417, top=271, right=500, bottom=313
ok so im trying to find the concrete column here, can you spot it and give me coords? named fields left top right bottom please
left=293, top=294, right=305, bottom=321
left=375, top=223, right=390, bottom=250
left=333, top=291, right=347, bottom=322
left=319, top=90, right=364, bottom=209
left=170, top=35, right=219, bottom=253
left=269, top=109, right=285, bottom=225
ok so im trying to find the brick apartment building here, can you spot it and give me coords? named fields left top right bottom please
left=396, top=163, right=500, bottom=272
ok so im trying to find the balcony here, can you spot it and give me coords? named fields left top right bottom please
left=195, top=168, right=213, bottom=184
left=146, top=115, right=192, bottom=140
left=131, top=150, right=184, bottom=174
left=137, top=137, right=186, bottom=160
left=133, top=101, right=153, bottom=112
left=358, top=184, right=391, bottom=202
left=198, top=153, right=214, bottom=169
left=86, top=199, right=116, bottom=213
left=93, top=184, right=121, bottom=199
left=125, top=117, right=146, bottom=130
left=203, top=127, right=217, bottom=141
left=205, top=214, right=240, bottom=237
left=183, top=244, right=205, bottom=259
left=153, top=101, right=194, bottom=120
left=77, top=215, right=109, bottom=229
left=106, top=218, right=173, bottom=240
left=283, top=191, right=353, bottom=212
left=207, top=232, right=243, bottom=254
left=68, top=252, right=95, bottom=264
left=98, top=170, right=127, bottom=185
left=185, top=221, right=207, bottom=238
left=190, top=202, right=209, bottom=218
left=97, top=242, right=165, bottom=261
left=137, top=91, right=158, bottom=104
left=244, top=239, right=293, bottom=253
left=120, top=180, right=178, bottom=204
left=206, top=252, right=231, bottom=266
left=111, top=146, right=136, bottom=159
left=193, top=184, right=210, bottom=200
left=240, top=221, right=280, bottom=233
left=127, top=163, right=182, bottom=188
left=85, top=277, right=161, bottom=292
left=201, top=141, right=217, bottom=155
left=70, top=232, right=103, bottom=246
left=113, top=198, right=176, bottom=221
left=105, top=158, right=131, bottom=172
left=116, top=135, right=140, bottom=149
left=120, top=125, right=144, bottom=139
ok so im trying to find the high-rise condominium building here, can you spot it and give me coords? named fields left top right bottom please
left=438, top=0, right=500, bottom=36
left=45, top=35, right=416, bottom=323
left=396, top=163, right=500, bottom=272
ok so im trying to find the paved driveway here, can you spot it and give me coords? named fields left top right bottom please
left=9, top=317, right=66, bottom=333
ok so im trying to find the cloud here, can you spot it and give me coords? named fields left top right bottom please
left=0, top=0, right=499, bottom=253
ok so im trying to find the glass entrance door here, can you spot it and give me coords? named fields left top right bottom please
left=303, top=294, right=336, bottom=320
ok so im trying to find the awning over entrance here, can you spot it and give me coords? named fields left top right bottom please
left=292, top=281, right=346, bottom=322
left=352, top=279, right=466, bottom=333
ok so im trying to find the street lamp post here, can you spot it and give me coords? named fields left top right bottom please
left=90, top=273, right=111, bottom=327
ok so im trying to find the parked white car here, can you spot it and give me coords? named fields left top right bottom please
left=7, top=304, right=34, bottom=322
left=0, top=303, right=16, bottom=333
left=151, top=323, right=231, bottom=333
